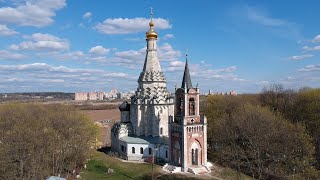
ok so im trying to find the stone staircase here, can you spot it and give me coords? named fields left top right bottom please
left=162, top=163, right=181, bottom=173
left=188, top=165, right=210, bottom=175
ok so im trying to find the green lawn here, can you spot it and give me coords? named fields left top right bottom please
left=80, top=151, right=161, bottom=180
left=80, top=151, right=252, bottom=180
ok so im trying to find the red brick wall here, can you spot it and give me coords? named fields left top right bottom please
left=186, top=127, right=205, bottom=166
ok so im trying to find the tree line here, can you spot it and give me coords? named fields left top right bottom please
left=205, top=84, right=320, bottom=179
left=0, top=103, right=98, bottom=179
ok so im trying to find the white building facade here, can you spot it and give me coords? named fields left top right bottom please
left=111, top=12, right=174, bottom=162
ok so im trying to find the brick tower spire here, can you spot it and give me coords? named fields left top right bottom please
left=181, top=52, right=193, bottom=89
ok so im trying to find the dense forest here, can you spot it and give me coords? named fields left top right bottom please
left=0, top=103, right=98, bottom=179
left=204, top=84, right=320, bottom=179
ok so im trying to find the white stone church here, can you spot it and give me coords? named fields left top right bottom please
left=111, top=11, right=209, bottom=174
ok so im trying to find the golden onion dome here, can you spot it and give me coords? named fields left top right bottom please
left=146, top=20, right=158, bottom=39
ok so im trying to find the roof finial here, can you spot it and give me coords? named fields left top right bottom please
left=148, top=7, right=155, bottom=28
left=146, top=7, right=157, bottom=39
left=186, top=48, right=188, bottom=57
left=181, top=48, right=193, bottom=89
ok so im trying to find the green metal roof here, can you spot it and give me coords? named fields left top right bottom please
left=120, top=136, right=150, bottom=144
left=120, top=135, right=168, bottom=145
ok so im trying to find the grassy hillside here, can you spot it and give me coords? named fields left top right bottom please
left=80, top=151, right=161, bottom=180
left=80, top=151, right=252, bottom=180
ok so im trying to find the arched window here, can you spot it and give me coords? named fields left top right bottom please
left=140, top=147, right=143, bottom=154
left=132, top=147, right=135, bottom=154
left=149, top=148, right=152, bottom=155
left=166, top=150, right=168, bottom=158
left=160, top=127, right=163, bottom=135
left=177, top=95, right=183, bottom=115
left=189, top=98, right=195, bottom=115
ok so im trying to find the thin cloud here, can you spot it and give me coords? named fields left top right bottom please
left=311, top=34, right=320, bottom=43
left=289, top=54, right=314, bottom=60
left=0, top=24, right=18, bottom=36
left=163, top=34, right=174, bottom=40
left=303, top=45, right=320, bottom=51
left=169, top=61, right=184, bottom=67
left=95, top=17, right=171, bottom=34
left=0, top=62, right=135, bottom=92
left=83, top=12, right=92, bottom=19
left=298, top=64, right=320, bottom=72
left=246, top=6, right=287, bottom=27
left=0, top=50, right=26, bottom=60
left=55, top=51, right=85, bottom=60
left=239, top=5, right=302, bottom=40
left=89, top=46, right=110, bottom=55
left=158, top=43, right=181, bottom=61
left=0, top=0, right=66, bottom=27
left=10, top=33, right=69, bottom=51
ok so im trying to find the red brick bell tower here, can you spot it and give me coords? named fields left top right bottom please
left=169, top=52, right=208, bottom=173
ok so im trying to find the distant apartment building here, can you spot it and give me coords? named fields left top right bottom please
left=75, top=92, right=104, bottom=101
left=75, top=92, right=88, bottom=100
left=120, top=91, right=135, bottom=100
left=75, top=89, right=135, bottom=101
left=206, top=90, right=237, bottom=96
left=104, top=89, right=119, bottom=100
left=97, top=92, right=104, bottom=100
left=88, top=92, right=98, bottom=100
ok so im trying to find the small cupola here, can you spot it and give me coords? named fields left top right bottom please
left=119, top=101, right=130, bottom=111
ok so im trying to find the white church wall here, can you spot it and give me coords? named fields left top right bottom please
left=126, top=143, right=150, bottom=161
left=124, top=143, right=169, bottom=162
left=158, top=144, right=169, bottom=161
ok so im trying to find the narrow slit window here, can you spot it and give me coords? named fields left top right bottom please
left=189, top=98, right=195, bottom=115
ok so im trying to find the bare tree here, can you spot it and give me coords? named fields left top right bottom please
left=0, top=103, right=98, bottom=179
left=206, top=95, right=319, bottom=179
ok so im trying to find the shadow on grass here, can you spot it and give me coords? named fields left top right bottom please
left=97, top=146, right=112, bottom=153
left=95, top=147, right=175, bottom=180
left=120, top=172, right=141, bottom=180
left=139, top=172, right=200, bottom=180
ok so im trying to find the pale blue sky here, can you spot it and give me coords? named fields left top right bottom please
left=0, top=0, right=319, bottom=93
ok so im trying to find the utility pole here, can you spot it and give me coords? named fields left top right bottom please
left=152, top=147, right=158, bottom=180
left=152, top=150, right=154, bottom=180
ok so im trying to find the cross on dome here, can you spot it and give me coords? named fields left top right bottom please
left=146, top=7, right=158, bottom=39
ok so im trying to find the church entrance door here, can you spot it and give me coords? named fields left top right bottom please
left=191, top=141, right=201, bottom=165
left=191, top=148, right=199, bottom=165
left=173, top=141, right=181, bottom=166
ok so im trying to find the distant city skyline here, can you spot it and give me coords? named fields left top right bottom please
left=0, top=0, right=319, bottom=93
